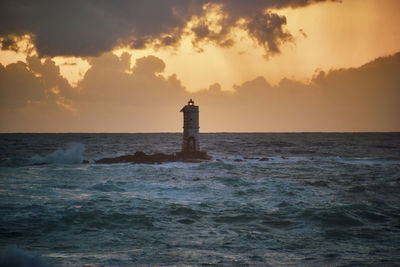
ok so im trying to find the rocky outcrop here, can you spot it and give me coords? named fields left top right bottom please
left=94, top=151, right=210, bottom=164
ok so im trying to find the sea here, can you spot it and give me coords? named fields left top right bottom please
left=0, top=133, right=399, bottom=266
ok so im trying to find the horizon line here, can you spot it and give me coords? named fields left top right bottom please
left=1, top=131, right=399, bottom=134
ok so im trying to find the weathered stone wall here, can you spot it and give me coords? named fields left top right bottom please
left=181, top=104, right=200, bottom=152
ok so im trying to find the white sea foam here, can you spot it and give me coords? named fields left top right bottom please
left=31, top=142, right=85, bottom=164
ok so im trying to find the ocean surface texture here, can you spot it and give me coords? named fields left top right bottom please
left=0, top=133, right=399, bottom=266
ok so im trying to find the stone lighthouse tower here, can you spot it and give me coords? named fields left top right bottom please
left=180, top=99, right=200, bottom=152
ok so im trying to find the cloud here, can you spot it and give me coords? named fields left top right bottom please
left=0, top=0, right=338, bottom=58
left=245, top=12, right=293, bottom=57
left=0, top=54, right=74, bottom=108
left=0, top=54, right=77, bottom=131
left=299, top=29, right=308, bottom=38
left=311, top=52, right=400, bottom=130
left=67, top=52, right=188, bottom=131
left=0, top=61, right=46, bottom=108
left=26, top=56, right=74, bottom=97
left=1, top=51, right=398, bottom=132
left=133, top=55, right=166, bottom=76
left=0, top=35, right=20, bottom=52
left=195, top=52, right=400, bottom=131
left=78, top=52, right=185, bottom=103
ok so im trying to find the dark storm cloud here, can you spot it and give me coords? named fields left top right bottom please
left=0, top=36, right=19, bottom=52
left=0, top=0, right=337, bottom=57
left=246, top=12, right=293, bottom=57
left=0, top=0, right=196, bottom=57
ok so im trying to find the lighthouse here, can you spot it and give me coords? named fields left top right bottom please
left=180, top=99, right=200, bottom=152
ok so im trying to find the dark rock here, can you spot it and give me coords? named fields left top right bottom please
left=234, top=159, right=243, bottom=162
left=82, top=160, right=90, bottom=164
left=95, top=151, right=210, bottom=164
left=134, top=151, right=146, bottom=157
left=259, top=157, right=269, bottom=161
left=175, top=151, right=210, bottom=160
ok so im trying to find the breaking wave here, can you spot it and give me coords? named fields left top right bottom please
left=0, top=142, right=85, bottom=167
left=32, top=142, right=85, bottom=164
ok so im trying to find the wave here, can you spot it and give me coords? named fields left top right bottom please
left=327, top=156, right=400, bottom=166
left=32, top=142, right=85, bottom=164
left=91, top=180, right=125, bottom=192
left=209, top=155, right=312, bottom=164
left=1, top=142, right=85, bottom=167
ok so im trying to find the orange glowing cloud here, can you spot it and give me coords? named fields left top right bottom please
left=1, top=0, right=400, bottom=132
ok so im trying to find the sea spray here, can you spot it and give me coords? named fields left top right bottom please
left=31, top=142, right=85, bottom=164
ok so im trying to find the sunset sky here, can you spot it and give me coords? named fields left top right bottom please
left=1, top=0, right=399, bottom=132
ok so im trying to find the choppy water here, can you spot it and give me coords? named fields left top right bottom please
left=0, top=133, right=399, bottom=266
